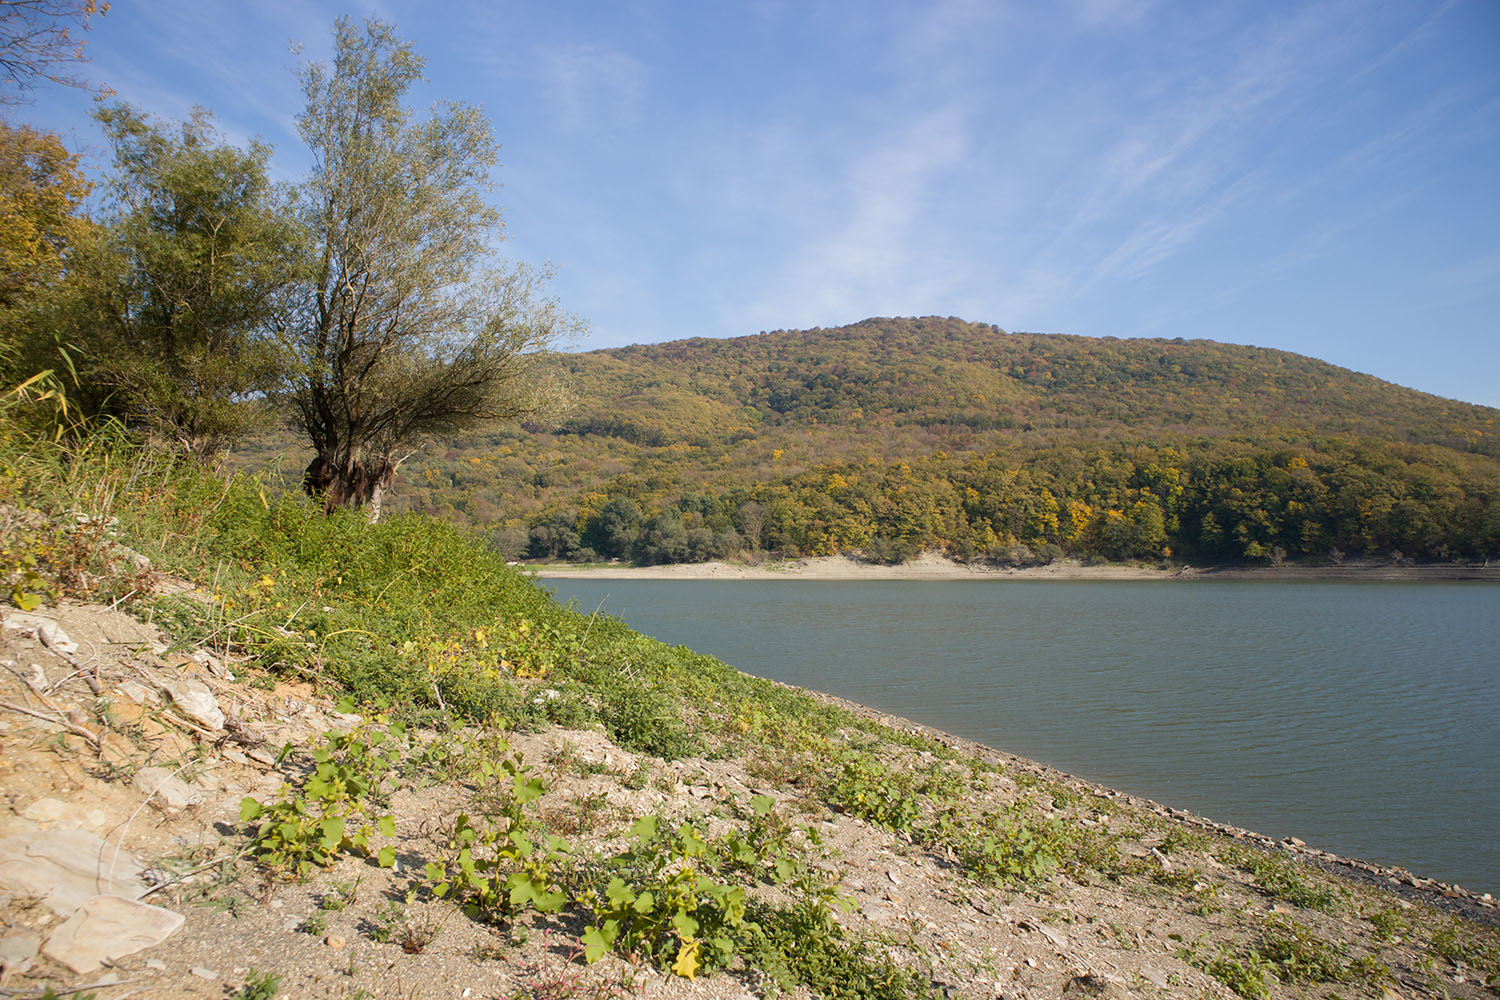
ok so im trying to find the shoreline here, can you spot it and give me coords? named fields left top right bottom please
left=529, top=553, right=1500, bottom=582
left=798, top=684, right=1500, bottom=921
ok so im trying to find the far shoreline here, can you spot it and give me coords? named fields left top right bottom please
left=527, top=552, right=1500, bottom=583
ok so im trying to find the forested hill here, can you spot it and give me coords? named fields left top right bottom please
left=241, top=317, right=1500, bottom=567
left=551, top=317, right=1492, bottom=457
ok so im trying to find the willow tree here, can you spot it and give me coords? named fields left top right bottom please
left=45, top=104, right=292, bottom=460
left=283, top=17, right=578, bottom=517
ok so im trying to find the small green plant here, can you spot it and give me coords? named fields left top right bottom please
left=231, top=970, right=283, bottom=1000
left=239, top=726, right=401, bottom=876
left=1432, top=919, right=1500, bottom=979
left=1220, top=844, right=1344, bottom=913
left=424, top=738, right=569, bottom=921
left=829, top=753, right=921, bottom=832
left=1197, top=944, right=1274, bottom=1000
left=745, top=898, right=940, bottom=1000
left=299, top=911, right=328, bottom=935
left=1366, top=905, right=1411, bottom=942
left=320, top=877, right=362, bottom=911
left=580, top=815, right=750, bottom=980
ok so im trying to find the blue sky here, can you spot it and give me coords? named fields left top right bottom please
left=20, top=0, right=1500, bottom=407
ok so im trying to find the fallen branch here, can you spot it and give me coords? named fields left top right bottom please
left=0, top=699, right=102, bottom=749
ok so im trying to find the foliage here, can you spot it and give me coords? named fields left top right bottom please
left=578, top=814, right=751, bottom=979
left=0, top=120, right=89, bottom=317
left=1193, top=914, right=1388, bottom=998
left=282, top=16, right=580, bottom=514
left=424, top=737, right=569, bottom=921
left=829, top=753, right=922, bottom=831
left=1219, top=844, right=1345, bottom=913
left=745, top=900, right=939, bottom=1000
left=239, top=724, right=401, bottom=876
left=44, top=103, right=292, bottom=460
left=0, top=0, right=108, bottom=101
left=230, top=970, right=283, bottom=1000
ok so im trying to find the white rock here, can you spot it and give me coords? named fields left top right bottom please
left=18, top=797, right=109, bottom=833
left=161, top=678, right=224, bottom=730
left=134, top=767, right=205, bottom=809
left=0, top=829, right=146, bottom=914
left=34, top=620, right=78, bottom=656
left=115, top=679, right=159, bottom=705
left=0, top=930, right=41, bottom=974
left=42, top=895, right=184, bottom=973
left=189, top=649, right=228, bottom=678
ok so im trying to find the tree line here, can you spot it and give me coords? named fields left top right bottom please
left=2, top=12, right=579, bottom=516
left=516, top=438, right=1499, bottom=566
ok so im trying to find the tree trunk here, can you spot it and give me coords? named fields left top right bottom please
left=303, top=452, right=396, bottom=519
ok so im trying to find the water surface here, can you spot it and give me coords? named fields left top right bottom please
left=545, top=578, right=1500, bottom=893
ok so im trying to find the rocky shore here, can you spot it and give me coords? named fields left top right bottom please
left=532, top=553, right=1500, bottom=583
left=2, top=595, right=1497, bottom=999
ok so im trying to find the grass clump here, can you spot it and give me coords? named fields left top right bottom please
left=1219, top=844, right=1346, bottom=913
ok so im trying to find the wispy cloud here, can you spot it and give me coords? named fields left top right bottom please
left=755, top=106, right=969, bottom=326
left=535, top=42, right=646, bottom=134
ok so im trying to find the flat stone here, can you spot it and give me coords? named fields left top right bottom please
left=115, top=679, right=158, bottom=705
left=42, top=895, right=184, bottom=973
left=862, top=898, right=896, bottom=924
left=134, top=767, right=205, bottom=808
left=18, top=797, right=110, bottom=833
left=161, top=678, right=224, bottom=730
left=190, top=966, right=219, bottom=980
left=247, top=746, right=279, bottom=766
left=0, top=829, right=145, bottom=914
left=0, top=930, right=41, bottom=974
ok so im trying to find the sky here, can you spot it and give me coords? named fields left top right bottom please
left=16, top=0, right=1500, bottom=407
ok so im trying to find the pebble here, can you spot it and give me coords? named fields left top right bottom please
left=190, top=966, right=219, bottom=980
left=325, top=934, right=346, bottom=949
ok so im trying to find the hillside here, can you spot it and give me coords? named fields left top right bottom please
left=228, top=317, right=1500, bottom=567
left=2, top=417, right=1498, bottom=1000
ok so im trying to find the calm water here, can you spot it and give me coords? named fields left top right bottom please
left=544, top=578, right=1500, bottom=893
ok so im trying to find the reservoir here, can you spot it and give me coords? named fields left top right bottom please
left=543, top=578, right=1500, bottom=894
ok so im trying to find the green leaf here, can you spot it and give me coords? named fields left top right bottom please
left=582, top=925, right=610, bottom=964
left=629, top=814, right=659, bottom=845
left=377, top=845, right=396, bottom=868
left=507, top=875, right=537, bottom=908
left=604, top=878, right=634, bottom=906
left=377, top=815, right=395, bottom=837
left=238, top=797, right=263, bottom=822
left=13, top=591, right=42, bottom=612
left=751, top=794, right=775, bottom=817
left=672, top=910, right=700, bottom=940
left=319, top=816, right=346, bottom=848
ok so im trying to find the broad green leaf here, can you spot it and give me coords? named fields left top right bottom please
left=582, top=925, right=611, bottom=963
left=629, top=814, right=659, bottom=844
left=319, top=816, right=346, bottom=848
